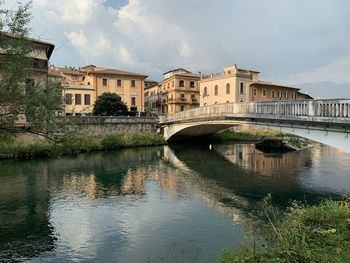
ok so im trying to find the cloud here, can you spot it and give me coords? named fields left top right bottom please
left=285, top=56, right=350, bottom=85
left=25, top=0, right=350, bottom=88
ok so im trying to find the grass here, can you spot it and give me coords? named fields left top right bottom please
left=211, top=130, right=286, bottom=142
left=0, top=133, right=166, bottom=160
left=218, top=196, right=350, bottom=263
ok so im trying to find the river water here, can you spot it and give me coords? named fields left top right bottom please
left=0, top=143, right=350, bottom=263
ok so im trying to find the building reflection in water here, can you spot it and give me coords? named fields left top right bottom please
left=213, top=144, right=312, bottom=177
left=1, top=143, right=346, bottom=262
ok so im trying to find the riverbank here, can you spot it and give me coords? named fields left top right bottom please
left=0, top=133, right=166, bottom=160
left=219, top=198, right=350, bottom=263
left=211, top=130, right=310, bottom=151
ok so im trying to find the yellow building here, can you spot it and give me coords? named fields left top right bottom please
left=161, top=68, right=201, bottom=114
left=200, top=64, right=312, bottom=107
left=57, top=65, right=148, bottom=116
left=144, top=82, right=161, bottom=115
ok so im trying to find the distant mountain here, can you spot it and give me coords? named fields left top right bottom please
left=299, top=81, right=350, bottom=99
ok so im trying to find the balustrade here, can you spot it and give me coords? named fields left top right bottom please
left=159, top=99, right=350, bottom=123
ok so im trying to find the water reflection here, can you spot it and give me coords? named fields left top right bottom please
left=0, top=162, right=55, bottom=261
left=0, top=144, right=349, bottom=262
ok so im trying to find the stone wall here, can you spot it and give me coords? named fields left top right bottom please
left=64, top=116, right=159, bottom=136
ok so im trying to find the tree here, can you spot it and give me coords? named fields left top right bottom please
left=0, top=1, right=63, bottom=140
left=93, top=92, right=128, bottom=116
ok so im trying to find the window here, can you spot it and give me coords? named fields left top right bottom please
left=228, top=70, right=231, bottom=74
left=75, top=94, right=82, bottom=105
left=226, top=83, right=230, bottom=94
left=180, top=94, right=185, bottom=101
left=191, top=94, right=195, bottom=100
left=117, top=79, right=122, bottom=86
left=102, top=78, right=108, bottom=86
left=65, top=94, right=72, bottom=105
left=277, top=91, right=281, bottom=98
left=84, top=94, right=91, bottom=105
left=272, top=90, right=275, bottom=98
left=262, top=90, right=267, bottom=97
left=87, top=82, right=91, bottom=85
left=203, top=87, right=208, bottom=96
left=172, top=81, right=174, bottom=87
left=253, top=88, right=257, bottom=96
left=131, top=80, right=136, bottom=87
left=226, top=101, right=229, bottom=103
left=167, top=83, right=170, bottom=89
left=75, top=113, right=82, bottom=116
left=180, top=105, right=185, bottom=111
left=214, top=85, right=218, bottom=95
left=131, top=97, right=136, bottom=106
left=179, top=80, right=184, bottom=87
left=190, top=81, right=195, bottom=88
left=65, top=113, right=72, bottom=116
left=240, top=83, right=244, bottom=94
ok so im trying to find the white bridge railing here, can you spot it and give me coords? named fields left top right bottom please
left=160, top=99, right=350, bottom=123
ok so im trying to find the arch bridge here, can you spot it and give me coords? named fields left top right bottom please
left=159, top=99, right=350, bottom=154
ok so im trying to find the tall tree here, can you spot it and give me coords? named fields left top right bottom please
left=93, top=92, right=128, bottom=116
left=0, top=1, right=63, bottom=140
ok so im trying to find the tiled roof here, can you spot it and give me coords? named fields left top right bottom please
left=249, top=80, right=300, bottom=90
left=57, top=67, right=85, bottom=76
left=89, top=68, right=148, bottom=78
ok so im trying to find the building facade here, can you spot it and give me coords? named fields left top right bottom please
left=144, top=82, right=161, bottom=115
left=0, top=33, right=55, bottom=124
left=56, top=65, right=148, bottom=116
left=161, top=68, right=201, bottom=114
left=200, top=64, right=312, bottom=107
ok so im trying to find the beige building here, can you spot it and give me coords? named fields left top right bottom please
left=161, top=68, right=201, bottom=114
left=144, top=82, right=161, bottom=114
left=200, top=64, right=312, bottom=107
left=0, top=34, right=55, bottom=124
left=57, top=65, right=148, bottom=116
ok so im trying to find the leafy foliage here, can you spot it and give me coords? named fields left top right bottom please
left=0, top=1, right=63, bottom=139
left=219, top=197, right=350, bottom=263
left=93, top=92, right=128, bottom=116
left=0, top=133, right=165, bottom=160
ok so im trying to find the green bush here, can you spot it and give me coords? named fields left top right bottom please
left=0, top=133, right=165, bottom=160
left=218, top=198, right=350, bottom=263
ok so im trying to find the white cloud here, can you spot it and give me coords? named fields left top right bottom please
left=64, top=30, right=88, bottom=50
left=33, top=0, right=99, bottom=24
left=26, top=0, right=350, bottom=87
left=285, top=56, right=350, bottom=85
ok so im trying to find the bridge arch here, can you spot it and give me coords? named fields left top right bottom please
left=160, top=100, right=350, bottom=153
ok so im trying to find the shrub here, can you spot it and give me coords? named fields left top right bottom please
left=218, top=198, right=350, bottom=263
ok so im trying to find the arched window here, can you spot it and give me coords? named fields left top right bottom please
left=179, top=80, right=184, bottom=87
left=240, top=82, right=244, bottom=94
left=226, top=83, right=230, bottom=94
left=203, top=87, right=208, bottom=96
left=214, top=85, right=218, bottom=95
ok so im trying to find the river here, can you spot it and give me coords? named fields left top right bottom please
left=0, top=143, right=349, bottom=263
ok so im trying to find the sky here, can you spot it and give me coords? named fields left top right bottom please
left=5, top=0, right=350, bottom=97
